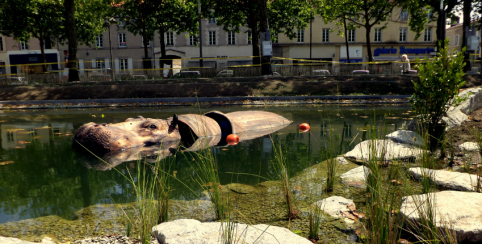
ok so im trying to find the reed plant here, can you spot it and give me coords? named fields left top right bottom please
left=126, top=160, right=160, bottom=244
left=270, top=136, right=298, bottom=220
left=403, top=129, right=457, bottom=243
left=471, top=127, right=482, bottom=192
left=308, top=205, right=323, bottom=242
left=121, top=154, right=176, bottom=244
left=362, top=139, right=403, bottom=244
left=75, top=142, right=175, bottom=244
left=187, top=147, right=229, bottom=220
left=323, top=124, right=342, bottom=192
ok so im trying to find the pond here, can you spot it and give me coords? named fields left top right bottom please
left=0, top=105, right=413, bottom=242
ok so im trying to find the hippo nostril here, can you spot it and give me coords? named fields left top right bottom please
left=102, top=123, right=107, bottom=126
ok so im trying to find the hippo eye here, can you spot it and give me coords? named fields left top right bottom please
left=150, top=124, right=157, bottom=129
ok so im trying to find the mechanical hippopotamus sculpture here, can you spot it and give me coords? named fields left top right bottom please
left=73, top=111, right=291, bottom=170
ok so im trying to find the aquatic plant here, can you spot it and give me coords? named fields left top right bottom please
left=74, top=142, right=175, bottom=244
left=362, top=139, right=403, bottom=244
left=188, top=147, right=229, bottom=220
left=308, top=205, right=323, bottom=242
left=270, top=136, right=298, bottom=220
left=471, top=127, right=482, bottom=192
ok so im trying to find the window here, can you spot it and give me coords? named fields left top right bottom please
left=20, top=41, right=28, bottom=50
left=118, top=33, right=126, bottom=47
left=189, top=35, right=197, bottom=46
left=399, top=28, right=407, bottom=42
left=427, top=11, right=433, bottom=21
left=348, top=29, right=355, bottom=42
left=400, top=10, right=409, bottom=21
left=247, top=31, right=252, bottom=45
left=96, top=35, right=103, bottom=48
left=297, top=29, right=305, bottom=43
left=0, top=37, right=4, bottom=51
left=374, top=28, right=382, bottom=42
left=209, top=31, right=216, bottom=45
left=44, top=38, right=52, bottom=49
left=120, top=58, right=128, bottom=71
left=455, top=35, right=459, bottom=46
left=424, top=27, right=432, bottom=42
left=228, top=32, right=236, bottom=45
left=208, top=17, right=216, bottom=24
left=142, top=36, right=150, bottom=47
left=96, top=59, right=105, bottom=69
left=166, top=32, right=174, bottom=46
left=118, top=19, right=125, bottom=26
left=322, top=28, right=330, bottom=43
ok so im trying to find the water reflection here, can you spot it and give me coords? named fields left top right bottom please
left=0, top=106, right=411, bottom=226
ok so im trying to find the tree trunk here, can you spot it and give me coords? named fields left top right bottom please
left=38, top=36, right=47, bottom=73
left=365, top=13, right=373, bottom=62
left=343, top=15, right=350, bottom=64
left=64, top=0, right=80, bottom=82
left=143, top=33, right=150, bottom=69
left=159, top=28, right=166, bottom=70
left=463, top=0, right=471, bottom=72
left=249, top=15, right=261, bottom=65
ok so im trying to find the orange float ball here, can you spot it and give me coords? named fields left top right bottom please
left=299, top=123, right=310, bottom=132
left=226, top=134, right=240, bottom=145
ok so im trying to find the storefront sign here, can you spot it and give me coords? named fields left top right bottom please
left=374, top=47, right=435, bottom=56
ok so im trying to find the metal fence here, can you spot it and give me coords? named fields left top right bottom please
left=1, top=58, right=481, bottom=85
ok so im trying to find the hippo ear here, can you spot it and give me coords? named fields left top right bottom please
left=172, top=114, right=179, bottom=126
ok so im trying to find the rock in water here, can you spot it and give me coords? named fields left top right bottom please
left=385, top=130, right=425, bottom=148
left=408, top=167, right=481, bottom=192
left=344, top=139, right=426, bottom=163
left=400, top=191, right=482, bottom=243
left=313, top=196, right=356, bottom=224
left=340, top=166, right=370, bottom=188
left=459, top=142, right=480, bottom=152
left=152, top=219, right=313, bottom=244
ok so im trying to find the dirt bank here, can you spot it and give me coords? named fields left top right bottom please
left=0, top=75, right=480, bottom=101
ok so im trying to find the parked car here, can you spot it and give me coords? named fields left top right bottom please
left=217, top=70, right=234, bottom=77
left=172, top=71, right=201, bottom=79
left=0, top=76, right=27, bottom=85
left=313, top=70, right=330, bottom=75
left=352, top=70, right=370, bottom=75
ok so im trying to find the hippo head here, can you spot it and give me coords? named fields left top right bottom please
left=73, top=115, right=181, bottom=153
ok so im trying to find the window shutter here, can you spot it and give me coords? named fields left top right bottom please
left=79, top=59, right=84, bottom=75
left=115, top=59, right=120, bottom=74
left=128, top=58, right=133, bottom=72
left=104, top=59, right=110, bottom=69
left=91, top=59, right=96, bottom=68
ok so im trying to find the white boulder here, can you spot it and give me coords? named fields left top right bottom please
left=340, top=166, right=369, bottom=188
left=152, top=219, right=312, bottom=244
left=459, top=142, right=480, bottom=152
left=400, top=191, right=482, bottom=243
left=385, top=130, right=425, bottom=148
left=344, top=140, right=427, bottom=163
left=0, top=237, right=55, bottom=244
left=408, top=167, right=481, bottom=192
left=313, top=196, right=357, bottom=224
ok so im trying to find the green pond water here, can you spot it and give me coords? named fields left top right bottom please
left=0, top=105, right=413, bottom=243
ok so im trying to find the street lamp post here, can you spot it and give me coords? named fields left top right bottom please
left=108, top=19, right=114, bottom=81
left=198, top=0, right=203, bottom=70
